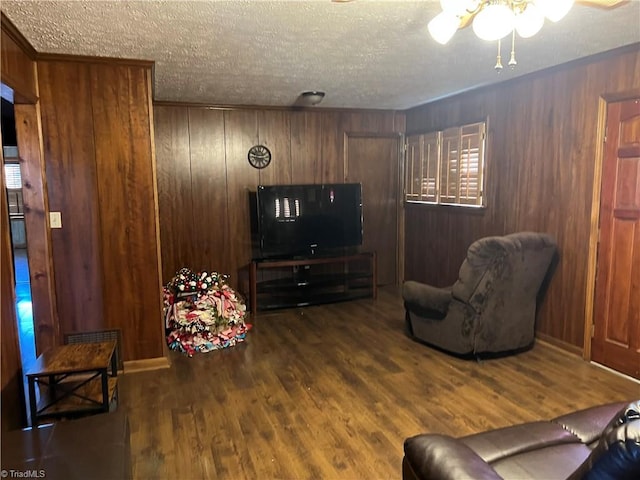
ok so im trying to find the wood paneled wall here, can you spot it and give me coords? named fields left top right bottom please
left=404, top=46, right=640, bottom=351
left=1, top=12, right=34, bottom=430
left=37, top=59, right=164, bottom=362
left=154, top=105, right=404, bottom=285
left=14, top=103, right=59, bottom=355
left=0, top=14, right=37, bottom=103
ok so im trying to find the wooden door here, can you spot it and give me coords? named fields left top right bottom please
left=592, top=98, right=640, bottom=379
left=345, top=134, right=401, bottom=286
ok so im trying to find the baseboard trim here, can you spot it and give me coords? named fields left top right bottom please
left=591, top=362, right=640, bottom=384
left=123, top=356, right=171, bottom=374
left=536, top=333, right=583, bottom=357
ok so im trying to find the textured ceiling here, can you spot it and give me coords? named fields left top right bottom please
left=1, top=0, right=639, bottom=109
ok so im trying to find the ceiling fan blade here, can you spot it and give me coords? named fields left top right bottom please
left=575, top=0, right=630, bottom=8
left=458, top=12, right=475, bottom=29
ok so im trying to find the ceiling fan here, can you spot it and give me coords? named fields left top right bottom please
left=332, top=0, right=628, bottom=40
left=426, top=1, right=629, bottom=43
left=333, top=0, right=629, bottom=70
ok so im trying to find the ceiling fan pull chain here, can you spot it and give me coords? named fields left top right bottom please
left=494, top=38, right=504, bottom=72
left=509, top=29, right=518, bottom=68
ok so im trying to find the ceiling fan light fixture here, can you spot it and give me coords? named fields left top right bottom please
left=428, top=11, right=460, bottom=44
left=515, top=3, right=545, bottom=38
left=534, top=0, right=575, bottom=22
left=440, top=0, right=479, bottom=16
left=472, top=2, right=515, bottom=41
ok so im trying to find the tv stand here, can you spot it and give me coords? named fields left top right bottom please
left=238, top=252, right=377, bottom=313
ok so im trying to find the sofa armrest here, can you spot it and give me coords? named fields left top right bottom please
left=403, top=434, right=503, bottom=480
left=402, top=281, right=452, bottom=316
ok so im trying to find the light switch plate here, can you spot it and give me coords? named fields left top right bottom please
left=49, top=211, right=62, bottom=228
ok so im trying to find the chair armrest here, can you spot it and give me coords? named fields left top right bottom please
left=403, top=281, right=452, bottom=315
left=403, top=434, right=503, bottom=480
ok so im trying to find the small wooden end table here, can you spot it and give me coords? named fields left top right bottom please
left=25, top=340, right=118, bottom=426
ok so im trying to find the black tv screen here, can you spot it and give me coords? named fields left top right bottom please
left=253, top=183, right=363, bottom=259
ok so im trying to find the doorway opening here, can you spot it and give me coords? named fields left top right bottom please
left=2, top=84, right=36, bottom=370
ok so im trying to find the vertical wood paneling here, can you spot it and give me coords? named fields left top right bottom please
left=154, top=106, right=404, bottom=290
left=90, top=64, right=163, bottom=361
left=345, top=135, right=400, bottom=285
left=224, top=110, right=259, bottom=278
left=321, top=112, right=342, bottom=183
left=14, top=104, right=59, bottom=354
left=1, top=145, right=26, bottom=431
left=404, top=48, right=640, bottom=350
left=258, top=110, right=292, bottom=186
left=290, top=111, right=322, bottom=184
left=188, top=108, right=230, bottom=274
left=154, top=106, right=194, bottom=282
left=38, top=60, right=104, bottom=335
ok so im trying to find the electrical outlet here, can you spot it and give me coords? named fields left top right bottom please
left=49, top=211, right=62, bottom=228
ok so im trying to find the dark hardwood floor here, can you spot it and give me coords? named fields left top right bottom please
left=119, top=287, right=639, bottom=479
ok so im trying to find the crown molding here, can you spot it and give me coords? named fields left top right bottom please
left=1, top=12, right=37, bottom=60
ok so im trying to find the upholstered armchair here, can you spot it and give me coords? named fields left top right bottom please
left=403, top=232, right=557, bottom=356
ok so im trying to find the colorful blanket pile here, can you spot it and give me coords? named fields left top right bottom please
left=163, top=268, right=250, bottom=356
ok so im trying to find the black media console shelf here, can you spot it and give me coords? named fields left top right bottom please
left=238, top=252, right=377, bottom=313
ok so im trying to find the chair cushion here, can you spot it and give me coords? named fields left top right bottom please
left=403, top=281, right=452, bottom=316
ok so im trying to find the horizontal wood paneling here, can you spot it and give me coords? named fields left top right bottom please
left=404, top=47, right=640, bottom=350
left=38, top=59, right=163, bottom=361
left=154, top=106, right=403, bottom=286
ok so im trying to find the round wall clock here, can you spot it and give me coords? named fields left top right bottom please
left=248, top=145, right=272, bottom=169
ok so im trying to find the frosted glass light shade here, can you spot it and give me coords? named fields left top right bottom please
left=515, top=4, right=544, bottom=38
left=428, top=11, right=460, bottom=44
left=535, top=0, right=574, bottom=22
left=472, top=3, right=515, bottom=41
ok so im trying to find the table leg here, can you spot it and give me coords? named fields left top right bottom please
left=28, top=377, right=37, bottom=426
left=101, top=370, right=109, bottom=411
left=110, top=350, right=117, bottom=377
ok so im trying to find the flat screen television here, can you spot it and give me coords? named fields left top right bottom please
left=250, top=183, right=363, bottom=259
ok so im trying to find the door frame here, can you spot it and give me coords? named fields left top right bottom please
left=343, top=131, right=404, bottom=285
left=583, top=88, right=640, bottom=361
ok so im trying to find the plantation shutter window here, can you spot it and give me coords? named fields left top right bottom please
left=404, top=120, right=486, bottom=207
left=421, top=132, right=439, bottom=203
left=440, top=127, right=459, bottom=204
left=405, top=135, right=422, bottom=201
left=4, top=163, right=21, bottom=189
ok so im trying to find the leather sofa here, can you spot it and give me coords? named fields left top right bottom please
left=1, top=411, right=131, bottom=479
left=403, top=401, right=640, bottom=480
